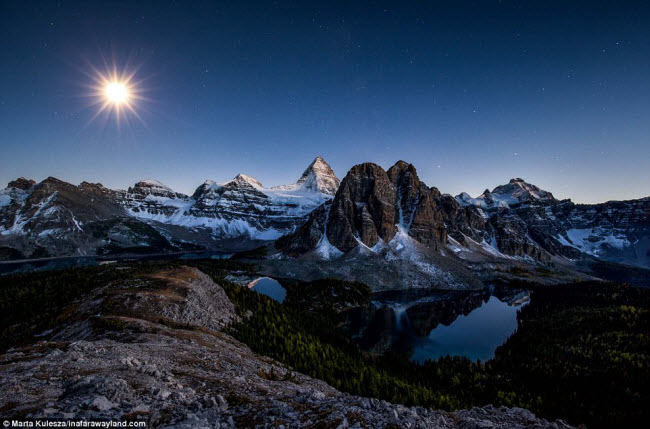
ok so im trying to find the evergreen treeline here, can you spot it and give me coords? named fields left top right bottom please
left=282, top=277, right=372, bottom=316
left=489, top=283, right=650, bottom=427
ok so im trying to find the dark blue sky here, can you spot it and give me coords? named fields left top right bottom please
left=1, top=1, right=649, bottom=203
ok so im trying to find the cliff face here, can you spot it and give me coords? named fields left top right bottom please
left=323, top=161, right=449, bottom=253
left=327, top=163, right=398, bottom=252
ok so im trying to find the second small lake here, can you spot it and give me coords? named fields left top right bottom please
left=249, top=277, right=287, bottom=303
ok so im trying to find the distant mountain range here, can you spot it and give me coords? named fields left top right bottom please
left=1, top=156, right=648, bottom=287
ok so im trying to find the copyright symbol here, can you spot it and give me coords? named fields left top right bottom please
left=3, top=421, right=9, bottom=427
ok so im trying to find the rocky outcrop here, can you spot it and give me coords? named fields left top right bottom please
left=140, top=267, right=240, bottom=331
left=275, top=202, right=331, bottom=255
left=322, top=161, right=450, bottom=253
left=7, top=177, right=35, bottom=191
left=0, top=266, right=573, bottom=428
left=390, top=162, right=447, bottom=250
left=327, top=163, right=398, bottom=251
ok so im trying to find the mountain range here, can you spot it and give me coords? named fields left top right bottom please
left=1, top=156, right=648, bottom=287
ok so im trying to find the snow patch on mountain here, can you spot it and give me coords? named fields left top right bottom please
left=0, top=185, right=30, bottom=209
left=128, top=203, right=281, bottom=240
left=559, top=228, right=631, bottom=257
left=0, top=194, right=11, bottom=208
left=316, top=235, right=344, bottom=259
left=314, top=204, right=344, bottom=260
left=1, top=191, right=58, bottom=236
left=385, top=226, right=454, bottom=281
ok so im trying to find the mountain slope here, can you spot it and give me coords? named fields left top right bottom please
left=0, top=157, right=341, bottom=259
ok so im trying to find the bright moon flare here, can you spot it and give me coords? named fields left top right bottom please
left=104, top=82, right=129, bottom=104
left=84, top=64, right=146, bottom=130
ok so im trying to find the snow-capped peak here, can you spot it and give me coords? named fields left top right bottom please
left=491, top=178, right=554, bottom=204
left=456, top=178, right=555, bottom=208
left=130, top=179, right=178, bottom=198
left=140, top=179, right=165, bottom=187
left=455, top=192, right=473, bottom=205
left=227, top=174, right=264, bottom=189
left=272, top=156, right=340, bottom=195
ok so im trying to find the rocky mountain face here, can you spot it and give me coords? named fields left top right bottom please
left=0, top=177, right=173, bottom=259
left=120, top=179, right=192, bottom=218
left=454, top=185, right=650, bottom=269
left=281, top=161, right=448, bottom=254
left=275, top=160, right=649, bottom=288
left=0, top=265, right=573, bottom=428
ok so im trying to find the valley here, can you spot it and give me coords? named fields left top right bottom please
left=0, top=260, right=647, bottom=428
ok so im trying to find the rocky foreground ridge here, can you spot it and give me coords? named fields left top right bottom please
left=0, top=266, right=573, bottom=428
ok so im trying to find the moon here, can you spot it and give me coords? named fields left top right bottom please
left=104, top=82, right=129, bottom=104
left=83, top=63, right=147, bottom=130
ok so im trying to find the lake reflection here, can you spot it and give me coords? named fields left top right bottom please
left=411, top=295, right=523, bottom=362
left=342, top=288, right=528, bottom=362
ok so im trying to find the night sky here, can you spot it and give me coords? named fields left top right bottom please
left=1, top=1, right=649, bottom=203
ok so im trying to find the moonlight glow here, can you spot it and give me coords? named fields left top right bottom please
left=83, top=64, right=146, bottom=130
left=104, top=82, right=129, bottom=104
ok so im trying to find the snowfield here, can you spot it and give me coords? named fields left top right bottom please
left=560, top=228, right=631, bottom=256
